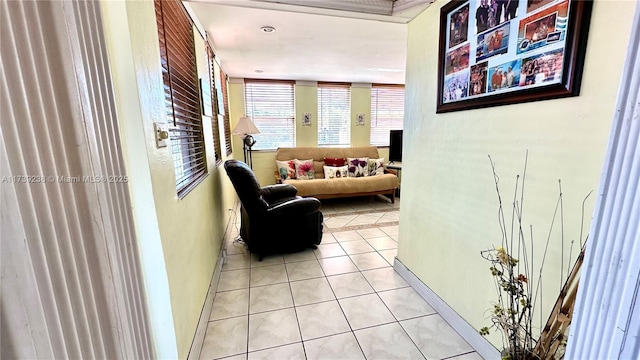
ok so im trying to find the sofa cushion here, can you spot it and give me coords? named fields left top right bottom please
left=276, top=147, right=381, bottom=179
left=347, top=157, right=369, bottom=178
left=324, top=165, right=348, bottom=179
left=324, top=157, right=346, bottom=167
left=283, top=174, right=399, bottom=197
left=276, top=160, right=297, bottom=180
left=295, top=159, right=315, bottom=180
left=368, top=158, right=385, bottom=176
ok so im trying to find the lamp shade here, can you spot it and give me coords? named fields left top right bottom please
left=232, top=116, right=260, bottom=136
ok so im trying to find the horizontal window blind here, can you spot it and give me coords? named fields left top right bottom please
left=220, top=68, right=232, bottom=155
left=155, top=0, right=207, bottom=197
left=318, top=83, right=351, bottom=147
left=245, top=80, right=295, bottom=150
left=370, top=85, right=405, bottom=146
left=206, top=44, right=222, bottom=164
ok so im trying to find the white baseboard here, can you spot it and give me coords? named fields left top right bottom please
left=394, top=259, right=500, bottom=360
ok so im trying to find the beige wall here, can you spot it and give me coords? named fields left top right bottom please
left=228, top=79, right=394, bottom=185
left=101, top=0, right=237, bottom=358
left=399, top=0, right=636, bottom=347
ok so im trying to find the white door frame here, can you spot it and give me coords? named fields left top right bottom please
left=566, top=2, right=640, bottom=358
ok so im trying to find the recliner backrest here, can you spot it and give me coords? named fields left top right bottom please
left=224, top=160, right=268, bottom=213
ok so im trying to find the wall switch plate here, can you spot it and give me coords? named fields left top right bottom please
left=154, top=122, right=169, bottom=148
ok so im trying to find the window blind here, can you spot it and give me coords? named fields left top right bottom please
left=220, top=68, right=232, bottom=155
left=318, top=83, right=351, bottom=147
left=206, top=44, right=222, bottom=164
left=370, top=85, right=405, bottom=146
left=244, top=80, right=295, bottom=150
left=155, top=0, right=207, bottom=198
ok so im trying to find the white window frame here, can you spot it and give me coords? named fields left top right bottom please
left=370, top=84, right=405, bottom=146
left=244, top=80, right=296, bottom=150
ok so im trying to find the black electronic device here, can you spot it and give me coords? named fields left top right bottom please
left=389, top=130, right=403, bottom=163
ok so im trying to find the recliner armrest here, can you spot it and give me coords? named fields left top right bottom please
left=267, top=197, right=321, bottom=217
left=260, top=184, right=298, bottom=203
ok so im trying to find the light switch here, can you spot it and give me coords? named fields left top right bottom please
left=154, top=122, right=169, bottom=148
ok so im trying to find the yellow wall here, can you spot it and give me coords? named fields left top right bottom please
left=350, top=84, right=373, bottom=147
left=101, top=0, right=237, bottom=358
left=399, top=0, right=635, bottom=348
left=296, top=81, right=319, bottom=147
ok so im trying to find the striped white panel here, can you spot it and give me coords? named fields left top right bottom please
left=0, top=1, right=152, bottom=359
left=566, top=3, right=640, bottom=359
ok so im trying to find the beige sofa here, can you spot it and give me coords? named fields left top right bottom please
left=275, top=146, right=399, bottom=202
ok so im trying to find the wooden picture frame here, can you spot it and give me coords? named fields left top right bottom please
left=437, top=0, right=593, bottom=113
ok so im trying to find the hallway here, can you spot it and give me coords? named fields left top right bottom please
left=199, top=198, right=483, bottom=360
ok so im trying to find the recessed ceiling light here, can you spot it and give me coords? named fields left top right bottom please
left=260, top=26, right=276, bottom=33
left=255, top=70, right=264, bottom=73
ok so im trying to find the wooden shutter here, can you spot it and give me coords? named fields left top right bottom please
left=206, top=44, right=222, bottom=165
left=318, top=83, right=351, bottom=147
left=220, top=68, right=232, bottom=155
left=370, top=84, right=405, bottom=146
left=155, top=0, right=207, bottom=197
left=244, top=79, right=295, bottom=150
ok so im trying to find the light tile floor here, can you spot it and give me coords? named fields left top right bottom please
left=200, top=197, right=483, bottom=360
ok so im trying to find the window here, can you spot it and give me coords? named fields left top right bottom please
left=370, top=85, right=405, bottom=146
left=318, top=83, right=351, bottom=147
left=244, top=80, right=295, bottom=150
left=219, top=68, right=232, bottom=155
left=206, top=44, right=222, bottom=164
left=155, top=0, right=207, bottom=197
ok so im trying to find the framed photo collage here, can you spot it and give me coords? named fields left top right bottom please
left=436, top=0, right=593, bottom=113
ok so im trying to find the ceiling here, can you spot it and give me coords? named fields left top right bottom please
left=186, top=0, right=436, bottom=84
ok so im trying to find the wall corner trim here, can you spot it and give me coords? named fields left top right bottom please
left=394, top=259, right=500, bottom=359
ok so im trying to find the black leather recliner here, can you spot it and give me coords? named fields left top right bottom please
left=224, top=160, right=323, bottom=260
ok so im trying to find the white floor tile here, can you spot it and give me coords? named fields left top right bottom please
left=327, top=272, right=374, bottom=299
left=349, top=252, right=390, bottom=271
left=356, top=227, right=387, bottom=239
left=400, top=314, right=474, bottom=359
left=283, top=250, right=317, bottom=263
left=361, top=267, right=409, bottom=292
left=296, top=300, right=351, bottom=340
left=447, top=352, right=485, bottom=360
left=378, top=249, right=397, bottom=266
left=210, top=289, right=249, bottom=320
left=320, top=233, right=337, bottom=243
left=285, top=260, right=325, bottom=281
left=223, top=254, right=251, bottom=271
left=338, top=294, right=395, bottom=330
left=318, top=256, right=359, bottom=276
left=249, top=283, right=293, bottom=314
left=200, top=316, right=248, bottom=359
left=303, top=332, right=365, bottom=360
left=332, top=230, right=365, bottom=242
left=250, top=264, right=288, bottom=287
left=379, top=225, right=399, bottom=236
left=248, top=308, right=301, bottom=352
left=378, top=287, right=436, bottom=320
left=218, top=269, right=250, bottom=292
left=314, top=243, right=347, bottom=258
left=365, top=236, right=398, bottom=251
left=251, top=254, right=284, bottom=267
left=338, top=240, right=375, bottom=255
left=290, top=277, right=335, bottom=306
left=247, top=343, right=305, bottom=360
left=354, top=322, right=425, bottom=360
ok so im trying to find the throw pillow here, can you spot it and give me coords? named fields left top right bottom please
left=368, top=158, right=385, bottom=176
left=295, top=159, right=315, bottom=180
left=323, top=165, right=348, bottom=179
left=276, top=160, right=297, bottom=180
left=324, top=157, right=346, bottom=167
left=347, top=157, right=369, bottom=178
